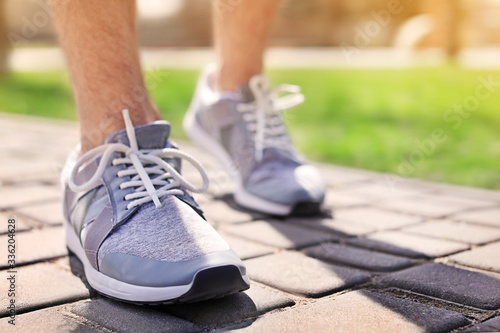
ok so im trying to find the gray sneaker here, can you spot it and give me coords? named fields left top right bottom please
left=62, top=110, right=249, bottom=304
left=184, top=64, right=326, bottom=216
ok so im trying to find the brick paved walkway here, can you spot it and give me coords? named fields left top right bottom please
left=1, top=113, right=499, bottom=332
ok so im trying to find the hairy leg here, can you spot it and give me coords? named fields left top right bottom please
left=51, top=0, right=160, bottom=153
left=213, top=0, right=281, bottom=92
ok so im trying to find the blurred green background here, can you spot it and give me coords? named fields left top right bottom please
left=1, top=67, right=499, bottom=189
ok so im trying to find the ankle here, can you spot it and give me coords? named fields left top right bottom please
left=214, top=63, right=262, bottom=92
left=79, top=104, right=161, bottom=154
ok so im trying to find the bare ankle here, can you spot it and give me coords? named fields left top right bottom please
left=79, top=103, right=161, bottom=154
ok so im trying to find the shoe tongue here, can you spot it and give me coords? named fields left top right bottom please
left=105, top=121, right=171, bottom=150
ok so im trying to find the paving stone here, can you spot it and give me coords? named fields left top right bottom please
left=449, top=242, right=500, bottom=273
left=162, top=282, right=294, bottom=327
left=334, top=207, right=422, bottom=230
left=14, top=201, right=65, bottom=226
left=378, top=193, right=494, bottom=218
left=245, top=252, right=370, bottom=297
left=200, top=200, right=254, bottom=225
left=0, top=226, right=66, bottom=269
left=338, top=182, right=432, bottom=201
left=452, top=207, right=500, bottom=227
left=288, top=216, right=375, bottom=237
left=305, top=243, right=414, bottom=272
left=0, top=211, right=31, bottom=234
left=464, top=316, right=500, bottom=332
left=0, top=161, right=60, bottom=185
left=69, top=298, right=200, bottom=333
left=379, top=263, right=500, bottom=310
left=435, top=186, right=500, bottom=205
left=0, top=259, right=91, bottom=317
left=403, top=220, right=500, bottom=245
left=347, top=231, right=469, bottom=259
left=202, top=168, right=236, bottom=198
left=220, top=233, right=275, bottom=260
left=223, top=220, right=336, bottom=249
left=0, top=305, right=97, bottom=332
left=323, top=190, right=368, bottom=208
left=190, top=192, right=212, bottom=205
left=0, top=185, right=60, bottom=209
left=230, top=290, right=469, bottom=333
left=315, top=164, right=372, bottom=185
left=423, top=194, right=496, bottom=208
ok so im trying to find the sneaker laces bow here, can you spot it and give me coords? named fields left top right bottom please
left=69, top=110, right=209, bottom=210
left=236, top=75, right=304, bottom=162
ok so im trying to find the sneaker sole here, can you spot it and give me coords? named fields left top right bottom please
left=184, top=107, right=296, bottom=216
left=66, top=224, right=250, bottom=304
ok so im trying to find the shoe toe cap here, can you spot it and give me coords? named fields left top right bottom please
left=99, top=249, right=246, bottom=287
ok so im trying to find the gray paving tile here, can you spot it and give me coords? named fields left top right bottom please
left=403, top=220, right=500, bottom=245
left=452, top=207, right=500, bottom=228
left=190, top=192, right=212, bottom=206
left=434, top=187, right=500, bottom=205
left=449, top=242, right=500, bottom=273
left=69, top=298, right=200, bottom=333
left=0, top=185, right=60, bottom=209
left=200, top=200, right=255, bottom=225
left=0, top=304, right=97, bottom=332
left=231, top=290, right=469, bottom=333
left=0, top=259, right=91, bottom=317
left=14, top=201, right=65, bottom=226
left=379, top=263, right=500, bottom=310
left=0, top=162, right=60, bottom=186
left=378, top=193, right=495, bottom=218
left=223, top=220, right=336, bottom=249
left=334, top=207, right=422, bottom=230
left=220, top=233, right=275, bottom=260
left=287, top=216, right=375, bottom=237
left=464, top=316, right=500, bottom=332
left=337, top=182, right=432, bottom=201
left=245, top=252, right=370, bottom=297
left=347, top=231, right=469, bottom=259
left=305, top=243, right=414, bottom=272
left=421, top=194, right=496, bottom=208
left=315, top=164, right=373, bottom=185
left=323, top=190, right=368, bottom=208
left=0, top=211, right=31, bottom=234
left=0, top=226, right=66, bottom=269
left=162, top=282, right=294, bottom=327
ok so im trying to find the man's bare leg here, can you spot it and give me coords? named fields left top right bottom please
left=55, top=0, right=250, bottom=305
left=213, top=0, right=281, bottom=92
left=51, top=0, right=160, bottom=153
left=184, top=0, right=325, bottom=216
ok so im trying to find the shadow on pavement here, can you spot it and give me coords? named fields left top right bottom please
left=64, top=192, right=500, bottom=332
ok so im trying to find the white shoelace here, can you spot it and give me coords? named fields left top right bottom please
left=69, top=110, right=209, bottom=210
left=236, top=75, right=304, bottom=162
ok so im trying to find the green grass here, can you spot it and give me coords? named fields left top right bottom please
left=1, top=67, right=499, bottom=190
